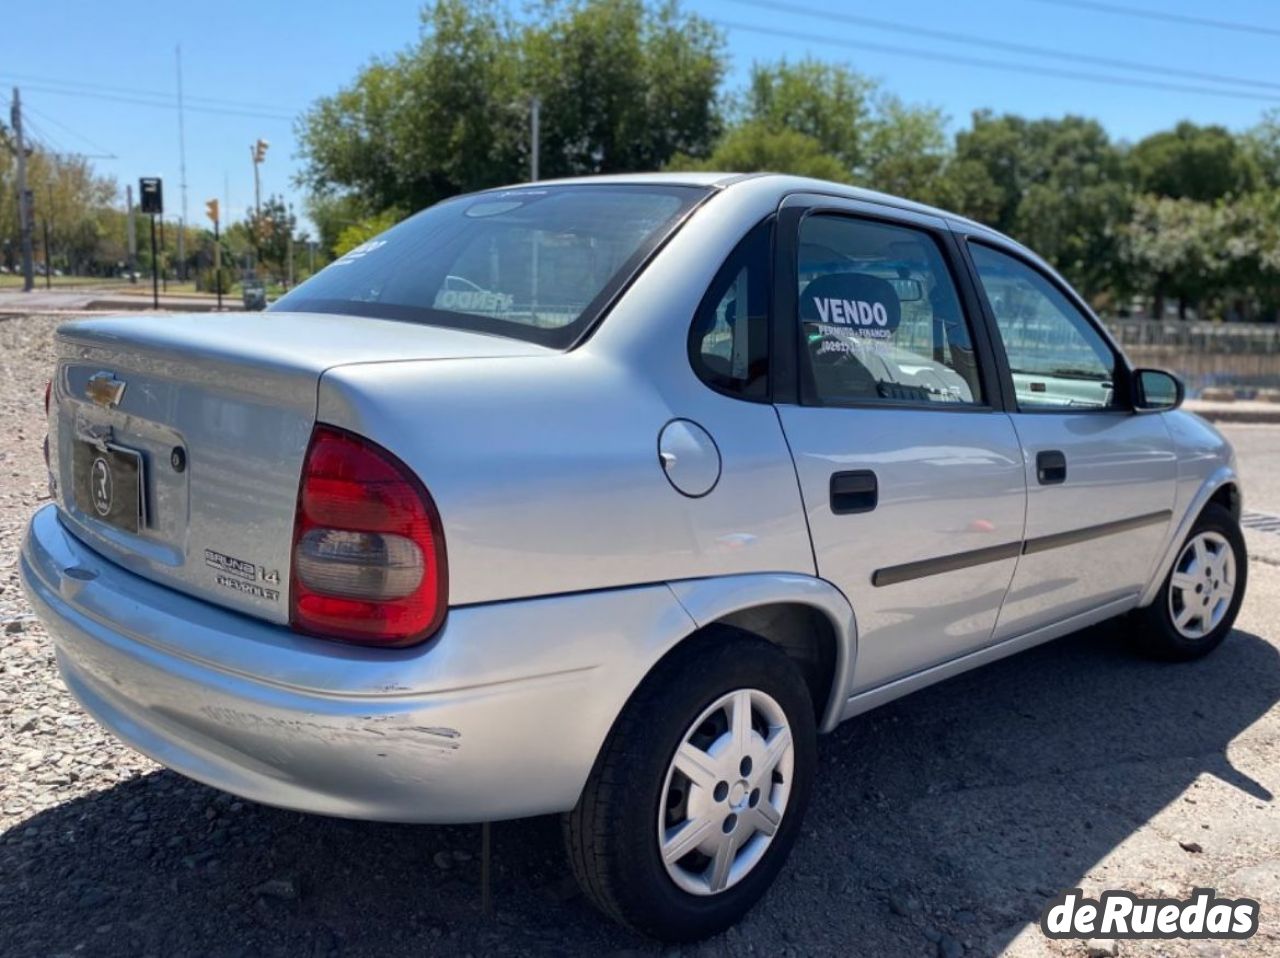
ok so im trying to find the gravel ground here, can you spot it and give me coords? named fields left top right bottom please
left=3, top=313, right=1280, bottom=958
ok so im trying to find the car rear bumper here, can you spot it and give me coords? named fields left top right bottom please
left=20, top=504, right=695, bottom=823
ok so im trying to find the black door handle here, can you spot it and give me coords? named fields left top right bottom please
left=830, top=470, right=878, bottom=514
left=1036, top=450, right=1067, bottom=485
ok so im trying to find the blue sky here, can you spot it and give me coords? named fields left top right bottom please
left=4, top=0, right=1279, bottom=234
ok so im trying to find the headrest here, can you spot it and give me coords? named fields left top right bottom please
left=800, top=273, right=901, bottom=337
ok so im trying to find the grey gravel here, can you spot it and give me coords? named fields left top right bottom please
left=2, top=313, right=1280, bottom=957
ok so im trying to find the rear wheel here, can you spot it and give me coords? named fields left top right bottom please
left=564, top=630, right=817, bottom=941
left=1133, top=503, right=1247, bottom=661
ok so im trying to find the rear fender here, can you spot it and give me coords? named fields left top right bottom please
left=666, top=573, right=857, bottom=733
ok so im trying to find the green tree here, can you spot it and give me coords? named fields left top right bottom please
left=526, top=0, right=724, bottom=177
left=948, top=111, right=1131, bottom=298
left=1129, top=121, right=1256, bottom=202
left=297, top=0, right=723, bottom=216
left=1242, top=110, right=1280, bottom=190
left=1122, top=195, right=1224, bottom=319
left=334, top=209, right=405, bottom=257
left=297, top=0, right=524, bottom=214
left=245, top=194, right=297, bottom=275
left=672, top=121, right=849, bottom=182
left=674, top=59, right=950, bottom=202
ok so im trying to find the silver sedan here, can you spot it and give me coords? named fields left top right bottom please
left=21, top=173, right=1246, bottom=940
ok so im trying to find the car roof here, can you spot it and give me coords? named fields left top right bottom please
left=489, top=171, right=1004, bottom=238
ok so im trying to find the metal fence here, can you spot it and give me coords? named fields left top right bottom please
left=1103, top=319, right=1280, bottom=394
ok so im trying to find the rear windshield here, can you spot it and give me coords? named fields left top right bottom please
left=272, top=184, right=708, bottom=348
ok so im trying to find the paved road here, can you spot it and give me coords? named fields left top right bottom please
left=1220, top=423, right=1280, bottom=568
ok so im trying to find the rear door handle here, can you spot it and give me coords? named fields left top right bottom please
left=830, top=470, right=878, bottom=514
left=1036, top=450, right=1067, bottom=485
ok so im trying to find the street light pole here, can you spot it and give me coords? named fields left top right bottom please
left=10, top=88, right=34, bottom=292
left=530, top=96, right=541, bottom=182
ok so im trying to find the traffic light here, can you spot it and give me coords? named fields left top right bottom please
left=252, top=139, right=270, bottom=164
left=205, top=199, right=219, bottom=225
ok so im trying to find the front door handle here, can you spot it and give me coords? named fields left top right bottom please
left=1036, top=450, right=1067, bottom=485
left=830, top=470, right=878, bottom=514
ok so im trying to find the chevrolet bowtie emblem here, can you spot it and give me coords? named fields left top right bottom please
left=85, top=371, right=126, bottom=407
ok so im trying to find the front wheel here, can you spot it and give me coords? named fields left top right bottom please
left=1132, top=502, right=1247, bottom=661
left=564, top=630, right=817, bottom=941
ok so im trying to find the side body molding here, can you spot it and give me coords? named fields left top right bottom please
left=667, top=573, right=858, bottom=733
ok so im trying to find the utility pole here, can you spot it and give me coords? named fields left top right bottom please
left=10, top=88, right=34, bottom=292
left=125, top=184, right=137, bottom=277
left=286, top=203, right=294, bottom=288
left=250, top=139, right=268, bottom=220
left=159, top=217, right=167, bottom=292
left=175, top=45, right=189, bottom=282
left=42, top=182, right=51, bottom=289
left=530, top=96, right=541, bottom=182
left=206, top=198, right=221, bottom=311
left=150, top=216, right=158, bottom=307
left=139, top=178, right=163, bottom=308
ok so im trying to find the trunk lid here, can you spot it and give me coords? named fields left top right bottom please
left=50, top=311, right=548, bottom=624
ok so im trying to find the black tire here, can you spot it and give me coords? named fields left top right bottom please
left=564, top=629, right=817, bottom=942
left=1132, top=503, right=1247, bottom=661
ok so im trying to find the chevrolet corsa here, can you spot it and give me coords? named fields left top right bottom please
left=21, top=174, right=1248, bottom=940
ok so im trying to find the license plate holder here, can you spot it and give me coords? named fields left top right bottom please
left=72, top=441, right=146, bottom=534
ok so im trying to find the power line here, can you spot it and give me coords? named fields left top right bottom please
left=7, top=83, right=296, bottom=121
left=709, top=18, right=1280, bottom=104
left=0, top=71, right=305, bottom=114
left=728, top=0, right=1280, bottom=93
left=21, top=102, right=118, bottom=158
left=1024, top=0, right=1280, bottom=39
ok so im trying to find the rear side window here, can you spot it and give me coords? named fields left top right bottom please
left=689, top=220, right=772, bottom=400
left=273, top=184, right=707, bottom=348
left=797, top=215, right=984, bottom=407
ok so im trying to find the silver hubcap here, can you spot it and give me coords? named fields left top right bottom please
left=657, top=688, right=794, bottom=896
left=1168, top=531, right=1236, bottom=639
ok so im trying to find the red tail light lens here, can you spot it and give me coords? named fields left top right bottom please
left=290, top=425, right=447, bottom=646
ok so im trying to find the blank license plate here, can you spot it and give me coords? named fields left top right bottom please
left=72, top=442, right=145, bottom=534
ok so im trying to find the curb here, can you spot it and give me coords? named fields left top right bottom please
left=1185, top=401, right=1280, bottom=424
left=84, top=298, right=242, bottom=313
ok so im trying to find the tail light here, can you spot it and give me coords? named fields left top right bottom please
left=290, top=425, right=447, bottom=646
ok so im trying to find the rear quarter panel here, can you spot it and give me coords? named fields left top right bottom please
left=318, top=352, right=814, bottom=605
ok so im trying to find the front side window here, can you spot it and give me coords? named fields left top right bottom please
left=689, top=220, right=771, bottom=400
left=969, top=243, right=1119, bottom=410
left=273, top=184, right=707, bottom=348
left=797, top=215, right=983, bottom=407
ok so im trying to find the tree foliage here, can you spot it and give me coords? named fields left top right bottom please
left=949, top=112, right=1132, bottom=297
left=296, top=0, right=723, bottom=214
left=1129, top=121, right=1256, bottom=202
left=10, top=0, right=1280, bottom=319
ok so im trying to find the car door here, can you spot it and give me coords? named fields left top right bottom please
left=772, top=196, right=1027, bottom=695
left=961, top=237, right=1178, bottom=639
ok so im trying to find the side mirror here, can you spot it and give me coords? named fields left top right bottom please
left=1132, top=368, right=1184, bottom=412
